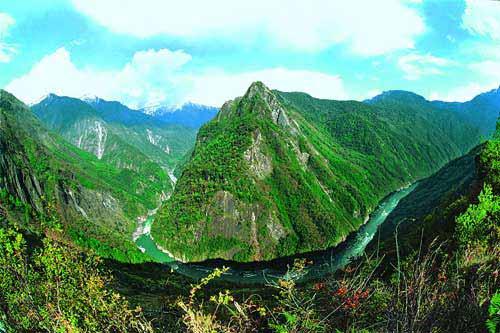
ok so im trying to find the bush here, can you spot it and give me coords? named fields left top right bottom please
left=0, top=226, right=153, bottom=332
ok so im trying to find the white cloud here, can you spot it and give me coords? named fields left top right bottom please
left=470, top=60, right=500, bottom=80
left=72, top=0, right=424, bottom=55
left=462, top=0, right=500, bottom=40
left=398, top=53, right=453, bottom=80
left=429, top=82, right=498, bottom=102
left=365, top=89, right=382, bottom=99
left=6, top=48, right=348, bottom=107
left=186, top=68, right=347, bottom=106
left=6, top=48, right=193, bottom=108
left=0, top=12, right=16, bottom=63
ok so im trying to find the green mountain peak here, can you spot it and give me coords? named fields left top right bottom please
left=150, top=82, right=481, bottom=262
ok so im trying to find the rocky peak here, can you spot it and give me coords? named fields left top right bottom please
left=238, top=81, right=298, bottom=133
left=81, top=94, right=104, bottom=106
left=30, top=93, right=60, bottom=107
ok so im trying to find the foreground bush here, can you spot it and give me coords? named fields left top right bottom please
left=0, top=225, right=152, bottom=333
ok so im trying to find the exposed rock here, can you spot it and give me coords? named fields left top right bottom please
left=266, top=217, right=287, bottom=242
left=250, top=212, right=262, bottom=260
left=244, top=129, right=272, bottom=179
left=242, top=82, right=299, bottom=134
left=291, top=142, right=310, bottom=169
left=206, top=190, right=242, bottom=239
left=73, top=119, right=108, bottom=159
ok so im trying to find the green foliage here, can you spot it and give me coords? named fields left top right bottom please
left=480, top=122, right=500, bottom=192
left=32, top=94, right=197, bottom=184
left=0, top=226, right=152, bottom=332
left=487, top=292, right=500, bottom=333
left=176, top=262, right=324, bottom=333
left=174, top=235, right=497, bottom=333
left=456, top=184, right=500, bottom=246
left=0, top=90, right=155, bottom=262
left=456, top=124, right=500, bottom=248
left=158, top=117, right=500, bottom=332
left=267, top=260, right=324, bottom=333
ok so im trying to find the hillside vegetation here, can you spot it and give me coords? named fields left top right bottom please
left=147, top=119, right=499, bottom=332
left=0, top=90, right=160, bottom=262
left=3, top=120, right=494, bottom=332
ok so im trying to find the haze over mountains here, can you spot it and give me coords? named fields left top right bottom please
left=32, top=94, right=203, bottom=183
left=140, top=102, right=219, bottom=129
left=3, top=0, right=500, bottom=330
left=1, top=80, right=499, bottom=332
left=0, top=90, right=165, bottom=262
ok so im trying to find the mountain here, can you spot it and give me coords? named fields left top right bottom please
left=0, top=90, right=167, bottom=262
left=83, top=95, right=154, bottom=126
left=369, top=87, right=500, bottom=137
left=141, top=102, right=219, bottom=128
left=150, top=82, right=481, bottom=262
left=84, top=96, right=198, bottom=170
left=434, top=87, right=500, bottom=137
left=380, top=144, right=482, bottom=243
left=32, top=95, right=198, bottom=184
left=370, top=117, right=500, bottom=263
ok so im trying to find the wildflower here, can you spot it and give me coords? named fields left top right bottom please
left=335, top=286, right=348, bottom=297
left=313, top=282, right=326, bottom=291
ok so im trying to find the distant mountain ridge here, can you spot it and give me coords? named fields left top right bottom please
left=367, top=86, right=500, bottom=137
left=140, top=102, right=219, bottom=129
left=32, top=94, right=198, bottom=185
left=0, top=90, right=166, bottom=262
left=6, top=83, right=499, bottom=265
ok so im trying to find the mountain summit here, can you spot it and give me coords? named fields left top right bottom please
left=151, top=82, right=481, bottom=262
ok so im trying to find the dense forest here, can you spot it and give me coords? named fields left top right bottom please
left=2, top=0, right=500, bottom=331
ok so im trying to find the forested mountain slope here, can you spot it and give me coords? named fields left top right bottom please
left=431, top=86, right=500, bottom=137
left=0, top=90, right=161, bottom=262
left=151, top=82, right=481, bottom=262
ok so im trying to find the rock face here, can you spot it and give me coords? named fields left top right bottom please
left=244, top=129, right=272, bottom=179
left=151, top=81, right=482, bottom=263
left=242, top=81, right=297, bottom=133
left=73, top=119, right=108, bottom=159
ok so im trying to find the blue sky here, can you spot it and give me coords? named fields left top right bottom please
left=1, top=0, right=499, bottom=108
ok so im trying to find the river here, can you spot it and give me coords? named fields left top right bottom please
left=134, top=183, right=417, bottom=284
